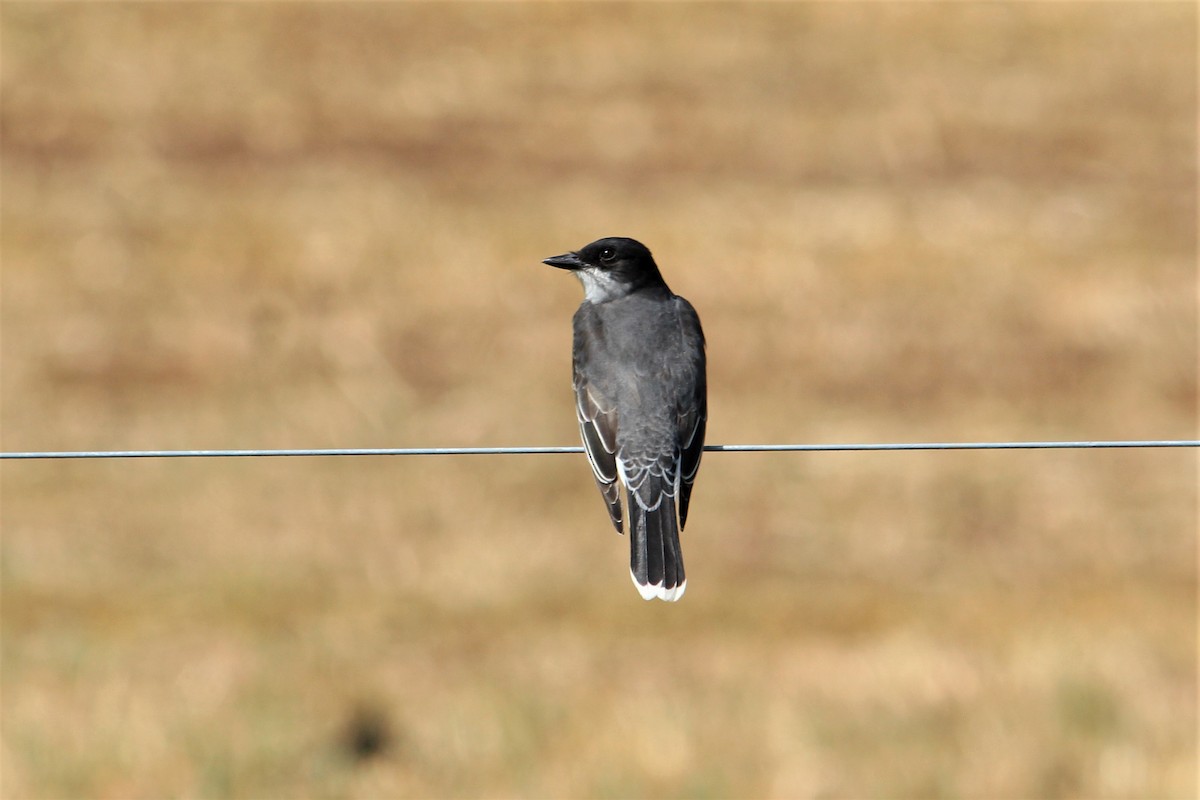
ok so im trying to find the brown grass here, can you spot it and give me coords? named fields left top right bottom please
left=2, top=3, right=1196, bottom=798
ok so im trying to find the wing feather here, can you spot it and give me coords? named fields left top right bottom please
left=574, top=363, right=623, bottom=532
left=675, top=298, right=707, bottom=530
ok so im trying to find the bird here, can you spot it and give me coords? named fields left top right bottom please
left=543, top=237, right=707, bottom=601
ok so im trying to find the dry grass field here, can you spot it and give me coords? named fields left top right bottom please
left=1, top=3, right=1196, bottom=798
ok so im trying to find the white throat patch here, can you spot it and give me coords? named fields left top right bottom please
left=575, top=268, right=626, bottom=303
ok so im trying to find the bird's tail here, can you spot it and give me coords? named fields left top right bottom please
left=628, top=473, right=686, bottom=602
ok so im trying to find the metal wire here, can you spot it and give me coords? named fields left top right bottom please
left=1, top=440, right=1197, bottom=459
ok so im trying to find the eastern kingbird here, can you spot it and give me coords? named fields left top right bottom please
left=543, top=237, right=707, bottom=601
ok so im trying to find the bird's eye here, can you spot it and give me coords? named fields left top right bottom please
left=599, top=248, right=616, bottom=263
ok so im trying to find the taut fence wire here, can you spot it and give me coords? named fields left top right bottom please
left=2, top=440, right=1198, bottom=460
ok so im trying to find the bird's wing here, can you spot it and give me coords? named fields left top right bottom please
left=675, top=298, right=707, bottom=530
left=677, top=402, right=705, bottom=530
left=573, top=361, right=623, bottom=533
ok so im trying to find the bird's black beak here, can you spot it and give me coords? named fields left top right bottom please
left=543, top=252, right=584, bottom=270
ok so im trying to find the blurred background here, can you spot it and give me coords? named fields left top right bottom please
left=1, top=3, right=1195, bottom=798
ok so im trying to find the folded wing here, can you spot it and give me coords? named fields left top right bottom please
left=573, top=369, right=623, bottom=533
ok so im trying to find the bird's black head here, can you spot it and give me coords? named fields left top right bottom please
left=543, top=237, right=666, bottom=302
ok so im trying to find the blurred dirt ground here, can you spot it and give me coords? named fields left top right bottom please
left=1, top=3, right=1196, bottom=798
